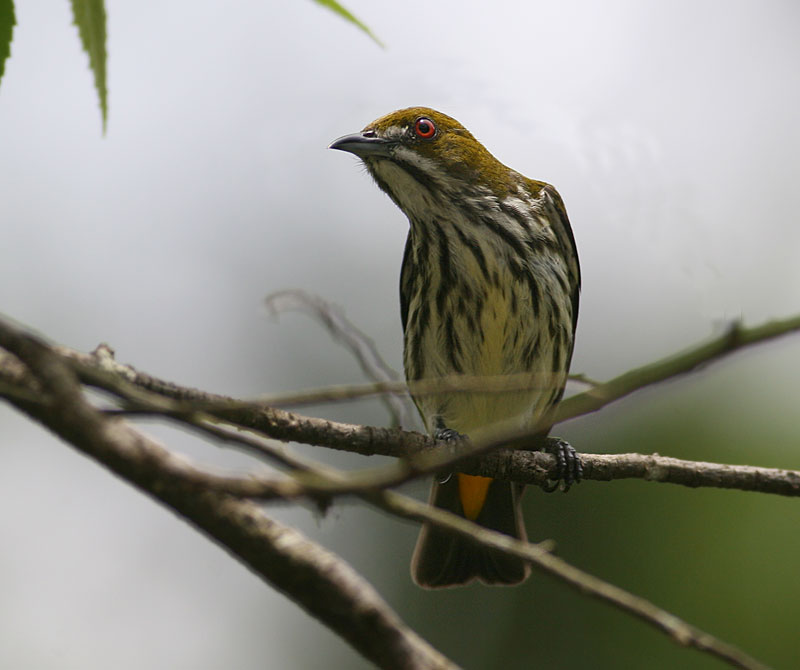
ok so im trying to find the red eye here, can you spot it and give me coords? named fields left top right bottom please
left=414, top=117, right=436, bottom=139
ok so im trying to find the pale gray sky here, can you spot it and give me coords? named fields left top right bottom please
left=1, top=1, right=799, bottom=668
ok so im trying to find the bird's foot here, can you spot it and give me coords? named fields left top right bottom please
left=432, top=426, right=468, bottom=484
left=540, top=437, right=582, bottom=493
left=434, top=427, right=466, bottom=443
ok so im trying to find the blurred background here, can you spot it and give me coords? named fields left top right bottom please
left=1, top=1, right=799, bottom=668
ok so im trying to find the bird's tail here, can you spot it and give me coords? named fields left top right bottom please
left=410, top=475, right=529, bottom=588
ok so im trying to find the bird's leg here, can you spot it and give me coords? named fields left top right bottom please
left=540, top=437, right=583, bottom=493
left=433, top=420, right=467, bottom=484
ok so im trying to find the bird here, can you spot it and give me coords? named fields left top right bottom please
left=330, top=107, right=581, bottom=588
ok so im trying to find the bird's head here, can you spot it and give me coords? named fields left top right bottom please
left=330, top=107, right=532, bottom=218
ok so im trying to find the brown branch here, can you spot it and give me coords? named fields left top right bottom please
left=77, top=395, right=786, bottom=668
left=59, top=354, right=800, bottom=499
left=130, top=406, right=800, bottom=501
left=371, top=490, right=770, bottom=670
left=61, top=373, right=800, bottom=505
left=0, top=320, right=455, bottom=670
left=9, top=322, right=795, bottom=499
left=0, top=316, right=780, bottom=670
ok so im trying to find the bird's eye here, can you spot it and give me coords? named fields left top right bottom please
left=414, top=117, right=436, bottom=139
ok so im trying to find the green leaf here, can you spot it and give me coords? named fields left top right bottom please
left=71, top=0, right=107, bottom=131
left=0, top=0, right=15, bottom=87
left=312, top=0, right=383, bottom=48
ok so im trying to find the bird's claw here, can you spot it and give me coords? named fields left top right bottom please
left=432, top=427, right=466, bottom=484
left=434, top=427, right=465, bottom=443
left=540, top=437, right=582, bottom=493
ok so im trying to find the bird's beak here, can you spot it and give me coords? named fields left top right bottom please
left=329, top=132, right=392, bottom=157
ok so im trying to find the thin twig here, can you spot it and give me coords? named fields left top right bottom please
left=258, top=372, right=565, bottom=408
left=555, top=315, right=800, bottom=423
left=0, top=316, right=781, bottom=670
left=371, top=490, right=770, bottom=670
left=265, top=289, right=415, bottom=428
left=0, top=318, right=456, bottom=670
left=99, top=390, right=800, bottom=504
left=17, top=327, right=799, bottom=499
left=18, top=364, right=765, bottom=668
left=219, top=315, right=800, bottom=412
left=60, top=355, right=800, bottom=500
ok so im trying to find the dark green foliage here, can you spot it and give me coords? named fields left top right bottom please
left=313, top=0, right=383, bottom=47
left=0, top=0, right=14, bottom=86
left=71, top=0, right=107, bottom=130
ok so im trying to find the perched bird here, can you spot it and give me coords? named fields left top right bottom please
left=330, top=108, right=581, bottom=588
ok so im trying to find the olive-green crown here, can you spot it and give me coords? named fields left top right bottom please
left=364, top=107, right=545, bottom=199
